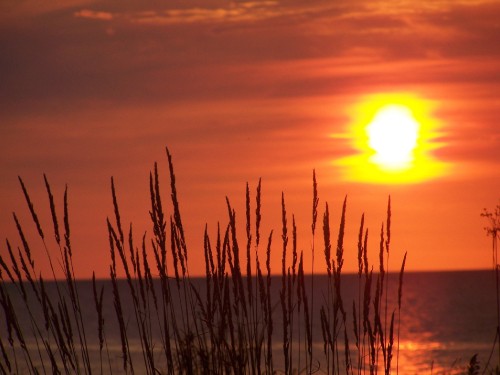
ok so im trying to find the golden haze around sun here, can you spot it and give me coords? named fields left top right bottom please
left=333, top=93, right=450, bottom=184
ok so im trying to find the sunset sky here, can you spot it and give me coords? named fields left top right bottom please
left=1, top=0, right=499, bottom=278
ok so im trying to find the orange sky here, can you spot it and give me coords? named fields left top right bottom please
left=0, top=0, right=499, bottom=279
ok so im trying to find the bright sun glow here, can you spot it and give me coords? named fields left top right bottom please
left=367, top=105, right=419, bottom=170
left=333, top=93, right=450, bottom=184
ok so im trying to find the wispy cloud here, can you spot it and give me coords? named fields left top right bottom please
left=74, top=9, right=113, bottom=21
left=70, top=1, right=284, bottom=26
left=133, top=2, right=281, bottom=25
left=2, top=0, right=499, bottom=111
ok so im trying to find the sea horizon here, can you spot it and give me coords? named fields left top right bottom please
left=3, top=269, right=499, bottom=374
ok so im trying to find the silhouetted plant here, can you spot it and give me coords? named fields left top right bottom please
left=0, top=147, right=409, bottom=374
left=467, top=353, right=480, bottom=375
left=482, top=203, right=500, bottom=373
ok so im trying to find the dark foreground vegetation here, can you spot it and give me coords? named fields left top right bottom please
left=0, top=148, right=497, bottom=375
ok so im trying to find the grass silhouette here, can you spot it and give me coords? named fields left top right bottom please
left=0, top=147, right=416, bottom=374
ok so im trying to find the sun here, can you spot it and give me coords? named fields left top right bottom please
left=333, top=92, right=450, bottom=184
left=366, top=105, right=419, bottom=170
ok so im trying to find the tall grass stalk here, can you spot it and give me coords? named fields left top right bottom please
left=311, top=170, right=319, bottom=375
left=396, top=252, right=407, bottom=375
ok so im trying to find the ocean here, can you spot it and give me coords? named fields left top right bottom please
left=1, top=270, right=498, bottom=374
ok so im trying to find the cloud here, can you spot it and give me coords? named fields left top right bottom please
left=1, top=0, right=499, bottom=115
left=70, top=1, right=282, bottom=26
left=74, top=9, right=113, bottom=21
left=132, top=4, right=278, bottom=25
